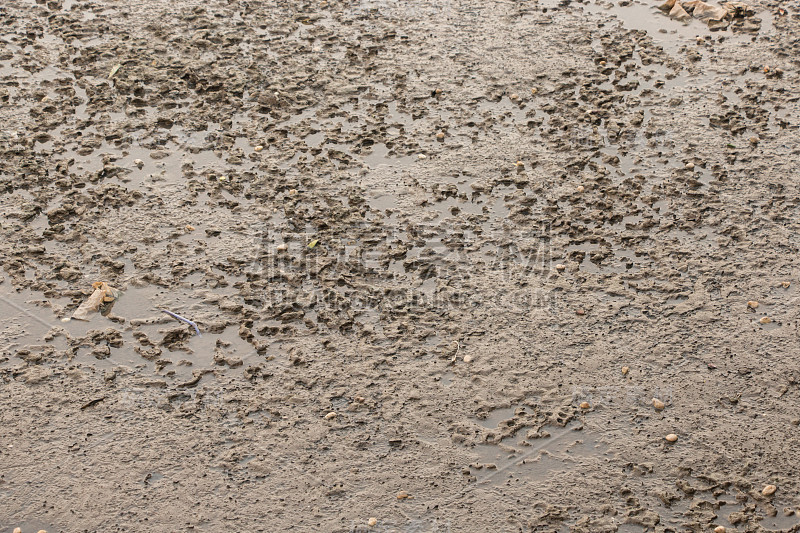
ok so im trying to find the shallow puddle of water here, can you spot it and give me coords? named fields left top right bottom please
left=470, top=423, right=608, bottom=486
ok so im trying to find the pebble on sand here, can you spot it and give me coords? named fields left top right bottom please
left=13, top=529, right=21, bottom=533
left=463, top=354, right=473, bottom=363
left=397, top=491, right=410, bottom=500
left=665, top=433, right=678, bottom=442
left=576, top=185, right=585, bottom=193
left=324, top=412, right=337, bottom=420
left=576, top=308, right=586, bottom=316
left=762, top=484, right=777, bottom=496
left=530, top=87, right=538, bottom=95
left=510, top=93, right=519, bottom=101
left=747, top=300, right=759, bottom=309
left=579, top=401, right=590, bottom=409
left=652, top=398, right=665, bottom=410
left=759, top=317, right=772, bottom=324
left=368, top=517, right=378, bottom=527
left=436, top=132, right=445, bottom=141
left=714, top=526, right=726, bottom=533
left=555, top=263, right=566, bottom=271
left=622, top=366, right=630, bottom=375
left=782, top=281, right=791, bottom=288
left=254, top=145, right=264, bottom=152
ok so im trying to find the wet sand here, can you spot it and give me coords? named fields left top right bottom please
left=1, top=0, right=799, bottom=531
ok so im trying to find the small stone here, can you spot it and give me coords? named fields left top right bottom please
left=463, top=354, right=473, bottom=363
left=749, top=137, right=759, bottom=145
left=579, top=401, right=590, bottom=409
left=37, top=530, right=47, bottom=533
left=599, top=60, right=606, bottom=66
left=276, top=243, right=288, bottom=252
left=763, top=484, right=777, bottom=496
left=134, top=158, right=144, bottom=169
left=759, top=316, right=772, bottom=324
left=530, top=87, right=538, bottom=95
left=782, top=281, right=791, bottom=289
left=685, top=162, right=695, bottom=170
left=13, top=529, right=21, bottom=533
left=185, top=224, right=195, bottom=232
left=714, top=526, right=726, bottom=533
left=324, top=411, right=337, bottom=420
left=747, top=300, right=759, bottom=309
left=368, top=517, right=378, bottom=527
left=555, top=263, right=566, bottom=272
left=254, top=145, right=264, bottom=152
left=665, top=433, right=678, bottom=443
left=418, top=154, right=427, bottom=159
left=61, top=317, right=71, bottom=323
left=576, top=185, right=585, bottom=193
left=436, top=132, right=445, bottom=141
left=397, top=491, right=409, bottom=500
left=434, top=88, right=442, bottom=95
left=622, top=366, right=629, bottom=375
left=653, top=398, right=665, bottom=410
left=289, top=188, right=298, bottom=195
left=510, top=93, right=519, bottom=101
left=576, top=308, right=585, bottom=316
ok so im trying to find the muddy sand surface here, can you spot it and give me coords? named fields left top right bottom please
left=1, top=0, right=800, bottom=531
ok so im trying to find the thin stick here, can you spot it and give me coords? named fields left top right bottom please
left=161, top=309, right=201, bottom=336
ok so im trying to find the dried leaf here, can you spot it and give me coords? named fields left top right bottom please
left=72, top=282, right=121, bottom=321
left=108, top=63, right=122, bottom=79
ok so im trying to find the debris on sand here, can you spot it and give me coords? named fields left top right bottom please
left=161, top=309, right=202, bottom=336
left=71, top=282, right=121, bottom=321
left=658, top=0, right=758, bottom=28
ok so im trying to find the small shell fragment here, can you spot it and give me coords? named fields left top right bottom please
left=368, top=517, right=378, bottom=527
left=653, top=398, right=665, bottom=410
left=762, top=484, right=777, bottom=496
left=463, top=354, right=473, bottom=363
left=579, top=401, right=590, bottom=409
left=576, top=185, right=585, bottom=193
left=185, top=224, right=195, bottom=232
left=555, top=263, right=566, bottom=272
left=759, top=316, right=772, bottom=324
left=622, top=366, right=630, bottom=375
left=397, top=491, right=409, bottom=500
left=665, top=433, right=678, bottom=442
left=254, top=145, right=264, bottom=152
left=782, top=281, right=791, bottom=289
left=714, top=526, right=726, bottom=533
left=747, top=300, right=759, bottom=309
left=324, top=412, right=337, bottom=420
left=510, top=93, right=519, bottom=101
